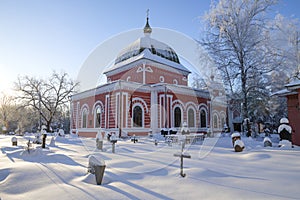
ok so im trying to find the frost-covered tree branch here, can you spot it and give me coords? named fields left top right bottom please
left=14, top=71, right=79, bottom=132
left=201, top=0, right=279, bottom=119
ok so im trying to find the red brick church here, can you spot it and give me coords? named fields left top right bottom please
left=70, top=17, right=227, bottom=137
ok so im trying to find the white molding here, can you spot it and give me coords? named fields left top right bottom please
left=150, top=90, right=158, bottom=131
left=198, top=103, right=209, bottom=111
left=172, top=99, right=184, bottom=110
left=92, top=100, right=104, bottom=114
left=132, top=97, right=149, bottom=113
left=186, top=101, right=198, bottom=111
left=80, top=105, right=89, bottom=128
left=105, top=94, right=110, bottom=129
left=123, top=92, right=128, bottom=128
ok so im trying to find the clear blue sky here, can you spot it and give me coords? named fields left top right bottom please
left=0, top=0, right=299, bottom=94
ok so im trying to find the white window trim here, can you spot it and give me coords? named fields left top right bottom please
left=173, top=105, right=183, bottom=128
left=132, top=103, right=144, bottom=128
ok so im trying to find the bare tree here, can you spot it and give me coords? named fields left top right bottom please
left=15, top=71, right=79, bottom=132
left=0, top=93, right=14, bottom=133
left=201, top=0, right=280, bottom=119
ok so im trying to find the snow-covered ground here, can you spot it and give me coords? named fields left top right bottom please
left=1, top=134, right=299, bottom=200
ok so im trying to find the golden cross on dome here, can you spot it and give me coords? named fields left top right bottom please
left=146, top=9, right=149, bottom=19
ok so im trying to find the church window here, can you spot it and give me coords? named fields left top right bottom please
left=174, top=107, right=182, bottom=127
left=213, top=114, right=219, bottom=129
left=200, top=109, right=207, bottom=128
left=133, top=105, right=143, bottom=127
left=82, top=108, right=88, bottom=128
left=173, top=79, right=178, bottom=85
left=221, top=115, right=226, bottom=129
left=95, top=107, right=101, bottom=128
left=160, top=76, right=165, bottom=83
left=188, top=108, right=195, bottom=127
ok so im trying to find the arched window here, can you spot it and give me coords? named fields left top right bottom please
left=213, top=114, right=219, bottom=129
left=94, top=107, right=101, bottom=128
left=188, top=108, right=195, bottom=127
left=82, top=108, right=88, bottom=128
left=200, top=109, right=207, bottom=128
left=133, top=105, right=143, bottom=127
left=221, top=115, right=226, bottom=129
left=174, top=107, right=182, bottom=127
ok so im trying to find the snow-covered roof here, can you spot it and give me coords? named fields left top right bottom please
left=271, top=88, right=297, bottom=96
left=285, top=79, right=300, bottom=89
left=272, top=79, right=300, bottom=97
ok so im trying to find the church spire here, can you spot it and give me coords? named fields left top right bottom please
left=144, top=9, right=152, bottom=35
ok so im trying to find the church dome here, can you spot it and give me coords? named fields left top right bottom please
left=114, top=36, right=180, bottom=65
left=114, top=17, right=180, bottom=65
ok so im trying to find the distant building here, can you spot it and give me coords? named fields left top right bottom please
left=275, top=80, right=300, bottom=145
left=70, top=17, right=226, bottom=137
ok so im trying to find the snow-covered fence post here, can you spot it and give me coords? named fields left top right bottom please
left=110, top=133, right=117, bottom=153
left=96, top=131, right=103, bottom=150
